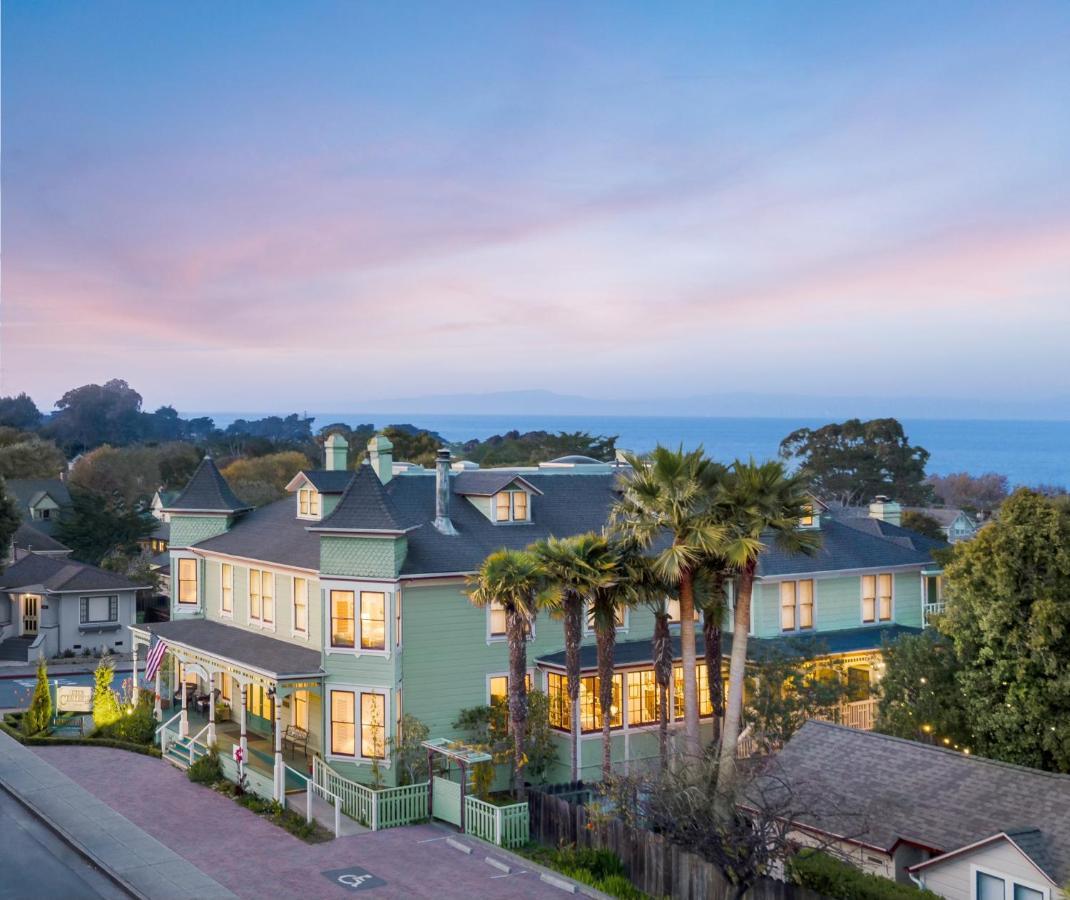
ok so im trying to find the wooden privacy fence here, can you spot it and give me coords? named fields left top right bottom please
left=465, top=796, right=529, bottom=848
left=528, top=788, right=828, bottom=900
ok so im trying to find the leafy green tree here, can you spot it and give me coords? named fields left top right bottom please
left=779, top=418, right=933, bottom=506
left=875, top=629, right=971, bottom=749
left=612, top=446, right=727, bottom=759
left=390, top=714, right=430, bottom=785
left=23, top=657, right=53, bottom=735
left=460, top=430, right=617, bottom=467
left=92, top=655, right=122, bottom=729
left=220, top=451, right=312, bottom=506
left=716, top=459, right=820, bottom=790
left=45, top=379, right=145, bottom=453
left=156, top=443, right=201, bottom=490
left=0, top=434, right=66, bottom=479
left=900, top=510, right=946, bottom=541
left=533, top=533, right=618, bottom=781
left=0, top=393, right=43, bottom=430
left=0, top=477, right=21, bottom=568
left=467, top=549, right=545, bottom=797
left=56, top=489, right=155, bottom=565
left=383, top=426, right=442, bottom=467
left=940, top=490, right=1070, bottom=771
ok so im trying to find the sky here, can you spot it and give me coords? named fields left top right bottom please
left=2, top=2, right=1069, bottom=415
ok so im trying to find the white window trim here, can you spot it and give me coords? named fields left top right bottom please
left=324, top=582, right=393, bottom=658
left=493, top=489, right=531, bottom=524
left=325, top=683, right=392, bottom=767
left=220, top=563, right=234, bottom=619
left=246, top=568, right=277, bottom=633
left=777, top=578, right=817, bottom=634
left=860, top=572, right=895, bottom=625
left=175, top=555, right=201, bottom=611
left=970, top=863, right=1050, bottom=900
left=291, top=575, right=309, bottom=640
left=296, top=487, right=321, bottom=521
left=486, top=668, right=536, bottom=704
left=485, top=600, right=535, bottom=645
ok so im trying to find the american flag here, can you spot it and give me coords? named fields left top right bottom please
left=144, top=634, right=168, bottom=681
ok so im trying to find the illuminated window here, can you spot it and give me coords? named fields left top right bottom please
left=178, top=558, right=198, bottom=605
left=331, top=590, right=355, bottom=648
left=219, top=674, right=231, bottom=703
left=221, top=564, right=233, bottom=615
left=627, top=670, right=661, bottom=726
left=489, top=600, right=507, bottom=637
left=249, top=569, right=261, bottom=620
left=862, top=574, right=893, bottom=623
left=360, top=591, right=386, bottom=650
left=298, top=488, right=320, bottom=518
left=666, top=597, right=699, bottom=624
left=293, top=689, right=308, bottom=731
left=261, top=572, right=274, bottom=624
left=495, top=490, right=529, bottom=522
left=780, top=580, right=814, bottom=632
left=673, top=664, right=713, bottom=718
left=547, top=672, right=569, bottom=729
left=489, top=673, right=531, bottom=706
left=512, top=491, right=528, bottom=520
left=246, top=684, right=272, bottom=720
left=361, top=693, right=386, bottom=759
left=293, top=577, right=308, bottom=634
left=799, top=504, right=814, bottom=527
left=299, top=490, right=309, bottom=516
left=577, top=674, right=623, bottom=732
left=496, top=492, right=511, bottom=522
left=331, top=690, right=355, bottom=755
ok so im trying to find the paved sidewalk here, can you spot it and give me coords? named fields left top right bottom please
left=0, top=731, right=234, bottom=899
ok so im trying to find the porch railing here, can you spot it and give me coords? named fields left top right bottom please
left=464, top=795, right=529, bottom=848
left=188, top=723, right=211, bottom=765
left=155, top=712, right=182, bottom=754
left=311, top=757, right=429, bottom=832
left=837, top=698, right=878, bottom=731
left=924, top=601, right=946, bottom=624
left=286, top=764, right=342, bottom=837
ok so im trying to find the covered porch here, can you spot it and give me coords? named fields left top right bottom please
left=130, top=619, right=324, bottom=802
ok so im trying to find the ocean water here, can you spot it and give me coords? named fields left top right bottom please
left=204, top=412, right=1070, bottom=488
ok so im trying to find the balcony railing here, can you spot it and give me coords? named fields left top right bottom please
left=924, top=601, right=946, bottom=625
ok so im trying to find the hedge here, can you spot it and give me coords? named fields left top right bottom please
left=789, top=850, right=942, bottom=900
left=0, top=715, right=162, bottom=758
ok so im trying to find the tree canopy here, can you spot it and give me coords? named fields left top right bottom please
left=0, top=429, right=66, bottom=479
left=926, top=471, right=1009, bottom=514
left=899, top=510, right=946, bottom=541
left=0, top=477, right=21, bottom=567
left=460, top=430, right=616, bottom=467
left=56, top=489, right=155, bottom=565
left=0, top=393, right=42, bottom=430
left=778, top=418, right=933, bottom=506
left=220, top=450, right=312, bottom=507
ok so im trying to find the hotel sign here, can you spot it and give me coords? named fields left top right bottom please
left=55, top=685, right=93, bottom=713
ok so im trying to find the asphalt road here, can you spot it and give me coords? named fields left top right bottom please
left=0, top=787, right=130, bottom=899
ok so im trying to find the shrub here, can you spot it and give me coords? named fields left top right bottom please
left=92, top=655, right=122, bottom=729
left=94, top=694, right=156, bottom=745
left=789, top=850, right=942, bottom=900
left=187, top=748, right=223, bottom=785
left=23, top=657, right=52, bottom=735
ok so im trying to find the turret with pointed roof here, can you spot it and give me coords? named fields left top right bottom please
left=167, top=455, right=251, bottom=515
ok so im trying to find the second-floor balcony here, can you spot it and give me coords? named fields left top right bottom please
left=923, top=601, right=946, bottom=625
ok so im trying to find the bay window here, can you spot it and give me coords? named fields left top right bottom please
left=331, top=590, right=355, bottom=648
left=177, top=558, right=198, bottom=605
left=330, top=690, right=355, bottom=755
left=359, top=592, right=386, bottom=650
left=361, top=693, right=386, bottom=758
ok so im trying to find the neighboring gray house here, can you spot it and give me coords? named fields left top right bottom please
left=5, top=478, right=72, bottom=535
left=773, top=721, right=1069, bottom=900
left=6, top=522, right=73, bottom=564
left=0, top=555, right=144, bottom=663
left=903, top=506, right=979, bottom=543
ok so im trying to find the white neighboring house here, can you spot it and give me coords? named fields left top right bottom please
left=773, top=722, right=1068, bottom=900
left=0, top=554, right=144, bottom=663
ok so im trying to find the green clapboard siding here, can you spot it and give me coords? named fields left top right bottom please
left=894, top=572, right=923, bottom=627
left=170, top=514, right=230, bottom=548
left=320, top=536, right=406, bottom=579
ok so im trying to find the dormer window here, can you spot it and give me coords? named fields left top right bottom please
left=298, top=488, right=320, bottom=519
left=799, top=505, right=814, bottom=527
left=495, top=490, right=529, bottom=523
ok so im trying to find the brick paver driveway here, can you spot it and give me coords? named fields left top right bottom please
left=34, top=747, right=561, bottom=899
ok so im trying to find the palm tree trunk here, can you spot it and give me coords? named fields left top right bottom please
left=652, top=611, right=672, bottom=769
left=507, top=607, right=529, bottom=800
left=564, top=594, right=582, bottom=783
left=704, top=608, right=723, bottom=745
left=678, top=569, right=700, bottom=759
left=596, top=622, right=616, bottom=781
left=717, top=561, right=756, bottom=794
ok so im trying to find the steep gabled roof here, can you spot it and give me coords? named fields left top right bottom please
left=311, top=465, right=411, bottom=533
left=167, top=456, right=250, bottom=514
left=11, top=522, right=71, bottom=555
left=5, top=479, right=71, bottom=517
left=0, top=553, right=143, bottom=592
left=285, top=470, right=355, bottom=494
left=773, top=721, right=1070, bottom=884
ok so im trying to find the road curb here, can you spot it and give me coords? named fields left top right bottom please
left=0, top=779, right=145, bottom=899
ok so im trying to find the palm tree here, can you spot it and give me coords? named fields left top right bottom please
left=714, top=459, right=821, bottom=791
left=468, top=548, right=545, bottom=798
left=532, top=534, right=617, bottom=782
left=613, top=446, right=727, bottom=759
left=587, top=539, right=645, bottom=780
left=695, top=564, right=730, bottom=744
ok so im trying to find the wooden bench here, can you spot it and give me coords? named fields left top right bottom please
left=282, top=725, right=309, bottom=760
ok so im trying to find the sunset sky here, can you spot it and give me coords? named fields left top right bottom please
left=3, top=2, right=1069, bottom=414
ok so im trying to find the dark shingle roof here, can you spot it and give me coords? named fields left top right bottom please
left=300, top=470, right=355, bottom=493
left=195, top=498, right=321, bottom=569
left=313, top=465, right=414, bottom=533
left=0, top=554, right=142, bottom=592
left=151, top=521, right=171, bottom=541
left=11, top=522, right=71, bottom=554
left=757, top=516, right=944, bottom=577
left=168, top=456, right=250, bottom=513
left=143, top=619, right=322, bottom=679
left=537, top=624, right=919, bottom=670
left=773, top=721, right=1070, bottom=883
left=453, top=471, right=544, bottom=496
left=6, top=478, right=71, bottom=518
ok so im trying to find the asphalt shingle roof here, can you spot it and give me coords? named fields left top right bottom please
left=773, top=721, right=1070, bottom=883
left=537, top=624, right=919, bottom=670
left=195, top=498, right=321, bottom=570
left=169, top=456, right=250, bottom=513
left=300, top=470, right=356, bottom=493
left=5, top=478, right=71, bottom=522
left=314, top=465, right=413, bottom=532
left=11, top=522, right=71, bottom=554
left=0, top=553, right=142, bottom=592
left=143, top=619, right=322, bottom=679
left=453, top=470, right=543, bottom=496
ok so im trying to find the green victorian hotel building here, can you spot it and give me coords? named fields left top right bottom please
left=132, top=433, right=946, bottom=799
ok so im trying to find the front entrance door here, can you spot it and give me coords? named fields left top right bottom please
left=22, top=596, right=39, bottom=636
